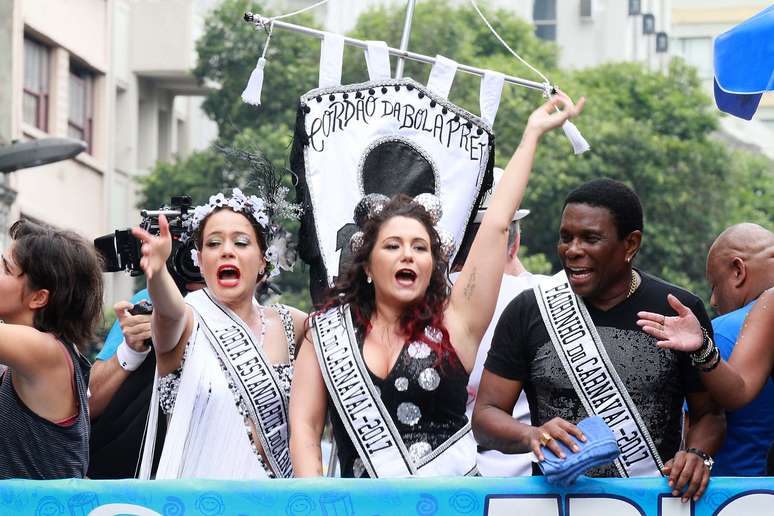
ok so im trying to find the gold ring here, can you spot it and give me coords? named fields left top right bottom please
left=539, top=432, right=553, bottom=447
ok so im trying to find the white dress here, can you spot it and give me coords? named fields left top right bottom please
left=140, top=302, right=296, bottom=480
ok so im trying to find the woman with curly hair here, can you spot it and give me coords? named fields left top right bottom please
left=0, top=220, right=102, bottom=479
left=133, top=189, right=306, bottom=480
left=290, top=93, right=585, bottom=477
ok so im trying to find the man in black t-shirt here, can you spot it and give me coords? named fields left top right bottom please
left=472, top=179, right=724, bottom=503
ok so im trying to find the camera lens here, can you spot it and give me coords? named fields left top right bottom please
left=171, top=240, right=202, bottom=284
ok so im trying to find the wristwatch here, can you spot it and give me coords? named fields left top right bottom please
left=686, top=447, right=714, bottom=471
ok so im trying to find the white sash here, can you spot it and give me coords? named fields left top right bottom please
left=187, top=289, right=293, bottom=478
left=311, top=305, right=477, bottom=478
left=535, top=271, right=663, bottom=478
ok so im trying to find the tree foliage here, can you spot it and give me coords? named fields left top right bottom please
left=139, top=0, right=772, bottom=311
left=518, top=60, right=772, bottom=301
left=193, top=0, right=321, bottom=141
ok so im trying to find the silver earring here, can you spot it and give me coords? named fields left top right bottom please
left=367, top=276, right=372, bottom=284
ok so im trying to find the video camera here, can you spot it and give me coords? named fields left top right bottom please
left=94, top=196, right=202, bottom=290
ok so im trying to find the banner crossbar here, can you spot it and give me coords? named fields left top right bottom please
left=243, top=12, right=549, bottom=93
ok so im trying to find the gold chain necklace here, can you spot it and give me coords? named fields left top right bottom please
left=626, top=270, right=639, bottom=298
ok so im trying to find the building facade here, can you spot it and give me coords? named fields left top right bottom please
left=0, top=0, right=218, bottom=303
left=284, top=0, right=672, bottom=70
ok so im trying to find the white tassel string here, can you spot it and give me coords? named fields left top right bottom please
left=468, top=0, right=550, bottom=85
left=242, top=1, right=331, bottom=106
left=562, top=120, right=591, bottom=155
left=241, top=23, right=273, bottom=106
left=270, top=0, right=330, bottom=21
left=468, top=0, right=590, bottom=154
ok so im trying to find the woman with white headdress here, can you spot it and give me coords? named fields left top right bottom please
left=134, top=188, right=305, bottom=479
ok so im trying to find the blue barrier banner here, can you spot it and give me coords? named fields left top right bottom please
left=0, top=477, right=773, bottom=515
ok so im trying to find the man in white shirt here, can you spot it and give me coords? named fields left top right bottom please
left=452, top=167, right=545, bottom=476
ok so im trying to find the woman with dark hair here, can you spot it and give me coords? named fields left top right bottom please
left=0, top=219, right=102, bottom=479
left=290, top=93, right=585, bottom=477
left=133, top=189, right=305, bottom=480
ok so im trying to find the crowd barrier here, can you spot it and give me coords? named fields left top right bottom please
left=0, top=476, right=772, bottom=515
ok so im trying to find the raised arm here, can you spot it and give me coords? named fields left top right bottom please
left=638, top=289, right=774, bottom=410
left=132, top=215, right=193, bottom=373
left=0, top=325, right=80, bottom=422
left=447, top=93, right=585, bottom=369
left=0, top=325, right=63, bottom=380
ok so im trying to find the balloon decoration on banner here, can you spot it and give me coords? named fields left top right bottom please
left=289, top=38, right=503, bottom=303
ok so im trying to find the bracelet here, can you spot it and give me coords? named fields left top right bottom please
left=697, top=347, right=721, bottom=373
left=691, top=328, right=713, bottom=361
left=685, top=447, right=714, bottom=471
left=690, top=329, right=716, bottom=366
left=685, top=447, right=710, bottom=460
left=116, top=341, right=151, bottom=372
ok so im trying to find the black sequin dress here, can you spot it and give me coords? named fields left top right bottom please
left=330, top=325, right=469, bottom=478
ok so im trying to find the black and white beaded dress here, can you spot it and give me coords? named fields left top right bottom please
left=330, top=325, right=469, bottom=478
left=155, top=303, right=296, bottom=479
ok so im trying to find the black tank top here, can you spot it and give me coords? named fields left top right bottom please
left=0, top=341, right=90, bottom=479
left=330, top=325, right=468, bottom=477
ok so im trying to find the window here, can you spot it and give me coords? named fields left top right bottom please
left=642, top=13, right=656, bottom=35
left=23, top=37, right=50, bottom=131
left=580, top=0, right=593, bottom=20
left=656, top=32, right=669, bottom=53
left=533, top=0, right=557, bottom=41
left=68, top=66, right=94, bottom=152
left=673, top=37, right=713, bottom=79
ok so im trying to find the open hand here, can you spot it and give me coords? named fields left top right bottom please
left=637, top=294, right=703, bottom=352
left=131, top=214, right=172, bottom=281
left=525, top=90, right=586, bottom=137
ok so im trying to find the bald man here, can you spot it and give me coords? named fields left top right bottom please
left=705, top=223, right=774, bottom=476
left=707, top=223, right=774, bottom=315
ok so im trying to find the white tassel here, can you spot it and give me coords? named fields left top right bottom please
left=562, top=120, right=591, bottom=155
left=241, top=57, right=266, bottom=106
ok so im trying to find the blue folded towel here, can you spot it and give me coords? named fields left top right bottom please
left=538, top=416, right=620, bottom=486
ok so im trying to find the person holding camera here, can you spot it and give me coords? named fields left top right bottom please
left=89, top=197, right=208, bottom=479
left=133, top=188, right=305, bottom=480
left=0, top=219, right=102, bottom=479
left=88, top=288, right=195, bottom=478
left=89, top=293, right=152, bottom=421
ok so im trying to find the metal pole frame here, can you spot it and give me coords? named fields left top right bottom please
left=243, top=12, right=549, bottom=93
left=395, top=0, right=417, bottom=79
